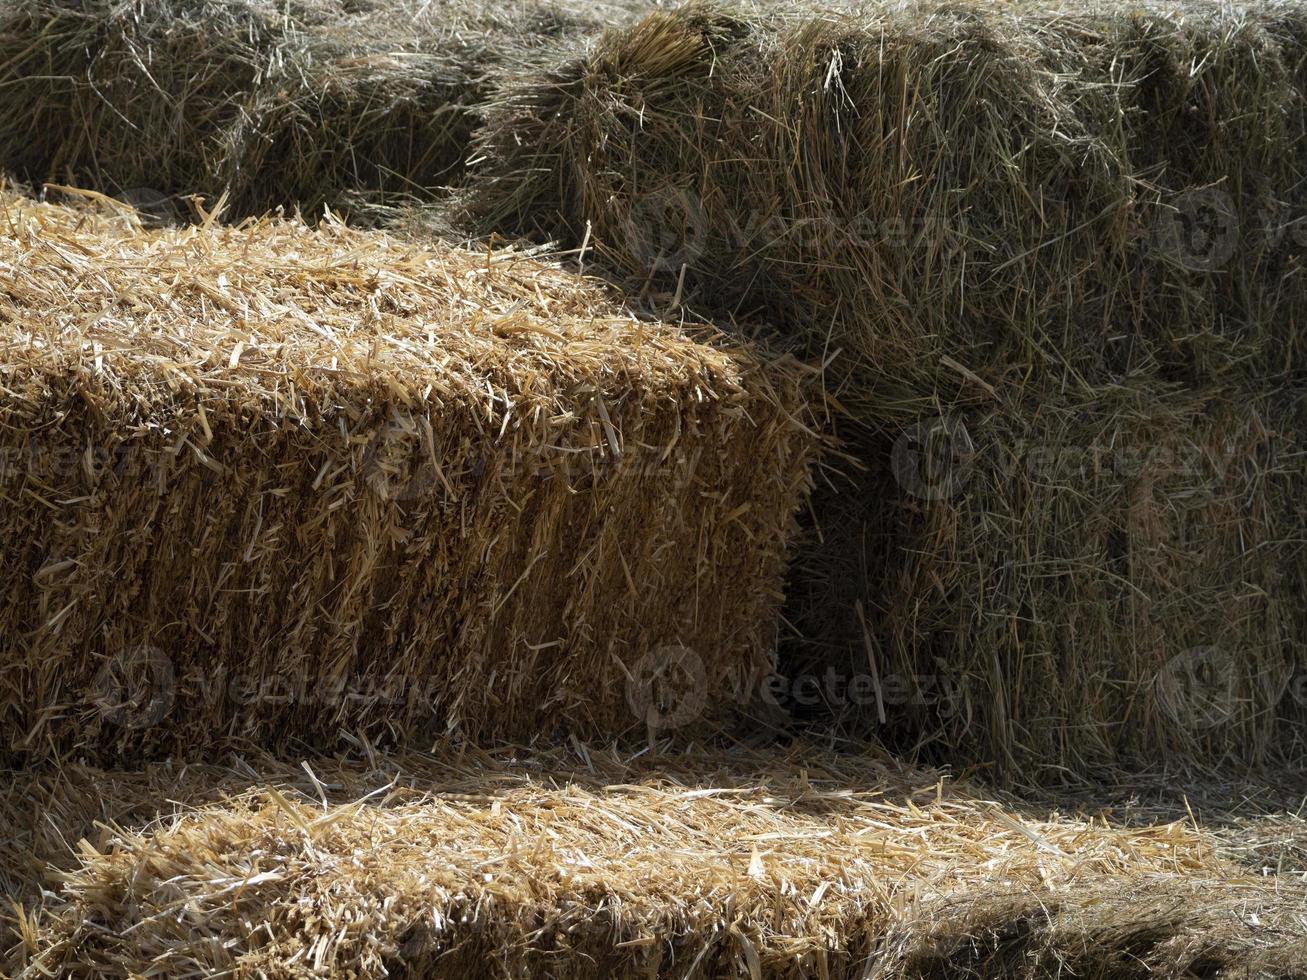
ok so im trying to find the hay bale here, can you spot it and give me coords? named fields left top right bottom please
left=775, top=382, right=1305, bottom=781
left=465, top=0, right=1307, bottom=399
left=0, top=191, right=817, bottom=759
left=12, top=743, right=1306, bottom=977
left=0, top=0, right=650, bottom=220
left=871, top=382, right=1302, bottom=779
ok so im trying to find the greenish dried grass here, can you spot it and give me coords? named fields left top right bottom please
left=461, top=0, right=1307, bottom=783
left=466, top=0, right=1307, bottom=399
left=0, top=0, right=649, bottom=219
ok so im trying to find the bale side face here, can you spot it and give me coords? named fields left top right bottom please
left=0, top=0, right=652, bottom=219
left=467, top=0, right=1307, bottom=401
left=870, top=383, right=1301, bottom=780
left=0, top=194, right=817, bottom=758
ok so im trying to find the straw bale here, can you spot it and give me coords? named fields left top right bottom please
left=8, top=742, right=1305, bottom=978
left=856, top=381, right=1305, bottom=781
left=0, top=0, right=652, bottom=220
left=0, top=191, right=817, bottom=759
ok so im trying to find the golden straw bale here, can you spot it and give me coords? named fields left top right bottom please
left=0, top=191, right=818, bottom=759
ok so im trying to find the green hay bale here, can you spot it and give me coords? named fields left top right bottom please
left=464, top=0, right=1307, bottom=397
left=0, top=0, right=648, bottom=219
left=461, top=0, right=1307, bottom=781
left=776, top=382, right=1306, bottom=784
left=872, top=382, right=1303, bottom=781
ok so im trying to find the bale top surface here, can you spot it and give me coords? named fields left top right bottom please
left=0, top=189, right=746, bottom=401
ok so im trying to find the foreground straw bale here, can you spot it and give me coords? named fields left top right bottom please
left=10, top=743, right=1306, bottom=978
left=0, top=0, right=650, bottom=219
left=0, top=192, right=817, bottom=758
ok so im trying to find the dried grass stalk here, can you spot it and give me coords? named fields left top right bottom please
left=0, top=191, right=818, bottom=759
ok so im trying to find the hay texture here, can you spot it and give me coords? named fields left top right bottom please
left=0, top=0, right=650, bottom=220
left=11, top=743, right=1307, bottom=978
left=0, top=191, right=817, bottom=759
left=463, top=0, right=1307, bottom=782
left=800, top=381, right=1304, bottom=782
left=466, top=0, right=1307, bottom=401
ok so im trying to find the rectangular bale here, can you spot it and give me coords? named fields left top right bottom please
left=865, top=382, right=1303, bottom=780
left=466, top=0, right=1307, bottom=401
left=0, top=192, right=818, bottom=758
left=15, top=745, right=1304, bottom=978
left=0, top=0, right=650, bottom=219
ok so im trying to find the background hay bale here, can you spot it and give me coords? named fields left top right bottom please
left=465, top=0, right=1307, bottom=399
left=870, top=382, right=1303, bottom=780
left=0, top=192, right=818, bottom=759
left=0, top=0, right=652, bottom=220
left=461, top=0, right=1307, bottom=782
left=775, top=382, right=1305, bottom=783
left=11, top=742, right=1304, bottom=978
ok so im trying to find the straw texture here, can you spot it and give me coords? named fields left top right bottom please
left=0, top=190, right=818, bottom=759
left=467, top=0, right=1307, bottom=399
left=10, top=743, right=1305, bottom=978
left=461, top=0, right=1307, bottom=782
left=0, top=0, right=652, bottom=219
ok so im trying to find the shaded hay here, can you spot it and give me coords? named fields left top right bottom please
left=462, top=0, right=1307, bottom=782
left=7, top=742, right=1306, bottom=978
left=809, top=381, right=1306, bottom=783
left=466, top=0, right=1307, bottom=400
left=0, top=0, right=651, bottom=220
left=0, top=191, right=818, bottom=758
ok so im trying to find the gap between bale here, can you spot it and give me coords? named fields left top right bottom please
left=0, top=189, right=820, bottom=759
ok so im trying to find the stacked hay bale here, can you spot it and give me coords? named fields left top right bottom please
left=0, top=190, right=818, bottom=759
left=0, top=0, right=651, bottom=219
left=462, top=0, right=1307, bottom=781
left=11, top=744, right=1306, bottom=978
left=877, top=383, right=1301, bottom=774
